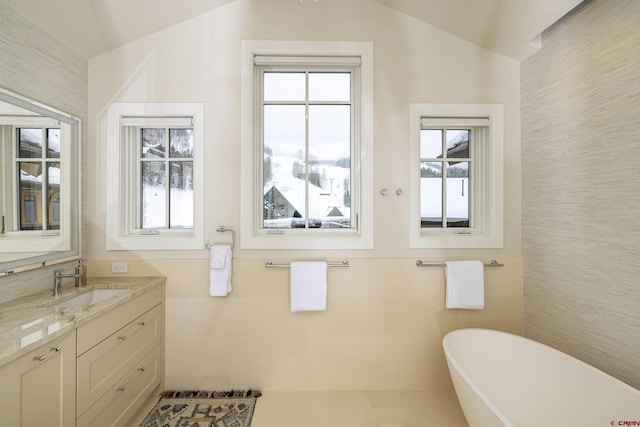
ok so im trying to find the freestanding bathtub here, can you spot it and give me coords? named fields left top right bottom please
left=443, top=329, right=640, bottom=427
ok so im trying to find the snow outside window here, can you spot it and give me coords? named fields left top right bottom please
left=105, top=103, right=204, bottom=251
left=409, top=104, right=504, bottom=249
left=241, top=41, right=374, bottom=250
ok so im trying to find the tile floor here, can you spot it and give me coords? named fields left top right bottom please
left=250, top=389, right=468, bottom=427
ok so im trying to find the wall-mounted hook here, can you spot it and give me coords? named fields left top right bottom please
left=380, top=188, right=389, bottom=196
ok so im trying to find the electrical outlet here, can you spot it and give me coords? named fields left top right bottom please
left=111, top=262, right=128, bottom=273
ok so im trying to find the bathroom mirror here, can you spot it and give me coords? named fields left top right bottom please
left=0, top=87, right=80, bottom=274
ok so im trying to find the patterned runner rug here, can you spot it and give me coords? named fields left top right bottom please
left=139, top=390, right=261, bottom=427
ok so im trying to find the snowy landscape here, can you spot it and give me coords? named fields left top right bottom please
left=263, top=150, right=351, bottom=229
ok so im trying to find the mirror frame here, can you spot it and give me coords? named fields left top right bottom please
left=0, top=87, right=81, bottom=275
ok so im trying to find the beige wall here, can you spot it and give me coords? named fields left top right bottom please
left=87, top=0, right=523, bottom=391
left=522, top=0, right=640, bottom=389
left=0, top=5, right=87, bottom=303
left=88, top=257, right=522, bottom=391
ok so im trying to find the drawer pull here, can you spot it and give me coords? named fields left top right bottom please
left=117, top=335, right=127, bottom=340
left=32, top=346, right=62, bottom=362
left=137, top=321, right=145, bottom=326
left=116, top=366, right=146, bottom=392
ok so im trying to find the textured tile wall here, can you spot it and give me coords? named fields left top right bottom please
left=0, top=5, right=87, bottom=303
left=521, top=0, right=640, bottom=389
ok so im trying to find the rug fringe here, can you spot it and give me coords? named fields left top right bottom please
left=161, top=389, right=262, bottom=399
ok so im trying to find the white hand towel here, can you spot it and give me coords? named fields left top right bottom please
left=209, top=244, right=232, bottom=296
left=290, top=261, right=327, bottom=312
left=445, top=260, right=484, bottom=309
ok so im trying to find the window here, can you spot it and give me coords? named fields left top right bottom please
left=51, top=196, right=60, bottom=222
left=410, top=104, right=504, bottom=248
left=105, top=103, right=204, bottom=251
left=241, top=41, right=374, bottom=249
left=23, top=195, right=36, bottom=224
left=137, top=127, right=194, bottom=230
left=261, top=70, right=353, bottom=230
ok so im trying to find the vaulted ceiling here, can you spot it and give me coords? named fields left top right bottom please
left=0, top=0, right=583, bottom=61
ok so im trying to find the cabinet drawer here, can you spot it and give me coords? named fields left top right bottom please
left=77, top=285, right=162, bottom=355
left=77, top=304, right=161, bottom=416
left=77, top=345, right=162, bottom=427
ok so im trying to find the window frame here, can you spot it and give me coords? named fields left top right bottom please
left=409, top=103, right=504, bottom=249
left=0, top=116, right=71, bottom=252
left=105, top=103, right=204, bottom=251
left=240, top=40, right=374, bottom=250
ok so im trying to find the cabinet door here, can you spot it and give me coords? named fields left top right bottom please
left=0, top=331, right=76, bottom=427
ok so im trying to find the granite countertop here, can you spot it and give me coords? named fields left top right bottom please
left=0, top=276, right=165, bottom=368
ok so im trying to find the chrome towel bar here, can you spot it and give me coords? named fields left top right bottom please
left=265, top=260, right=350, bottom=268
left=416, top=259, right=504, bottom=268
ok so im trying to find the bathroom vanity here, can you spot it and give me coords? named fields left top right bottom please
left=0, top=277, right=165, bottom=427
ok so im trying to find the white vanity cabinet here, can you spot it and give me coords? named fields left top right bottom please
left=0, top=331, right=76, bottom=427
left=76, top=285, right=163, bottom=427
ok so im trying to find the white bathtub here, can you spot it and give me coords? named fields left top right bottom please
left=443, top=329, right=640, bottom=427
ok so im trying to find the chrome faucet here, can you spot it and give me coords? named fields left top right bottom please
left=53, top=270, right=79, bottom=297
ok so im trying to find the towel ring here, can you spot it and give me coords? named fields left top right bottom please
left=205, top=226, right=235, bottom=249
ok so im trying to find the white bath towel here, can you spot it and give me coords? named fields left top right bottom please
left=290, top=261, right=327, bottom=312
left=209, top=244, right=232, bottom=296
left=445, top=260, right=484, bottom=309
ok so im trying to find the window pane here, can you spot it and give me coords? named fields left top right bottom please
left=18, top=128, right=42, bottom=158
left=309, top=73, right=351, bottom=101
left=18, top=161, right=42, bottom=183
left=169, top=161, right=193, bottom=229
left=169, top=129, right=193, bottom=158
left=420, top=129, right=442, bottom=158
left=18, top=162, right=42, bottom=230
left=141, top=128, right=166, bottom=159
left=263, top=105, right=306, bottom=229
left=264, top=72, right=305, bottom=101
left=446, top=162, right=469, bottom=227
left=420, top=161, right=442, bottom=228
left=309, top=105, right=351, bottom=229
left=263, top=105, right=306, bottom=151
left=141, top=162, right=166, bottom=228
left=446, top=130, right=470, bottom=159
left=47, top=162, right=61, bottom=230
left=47, top=128, right=61, bottom=158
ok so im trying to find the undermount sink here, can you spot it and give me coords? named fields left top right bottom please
left=51, top=288, right=125, bottom=310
